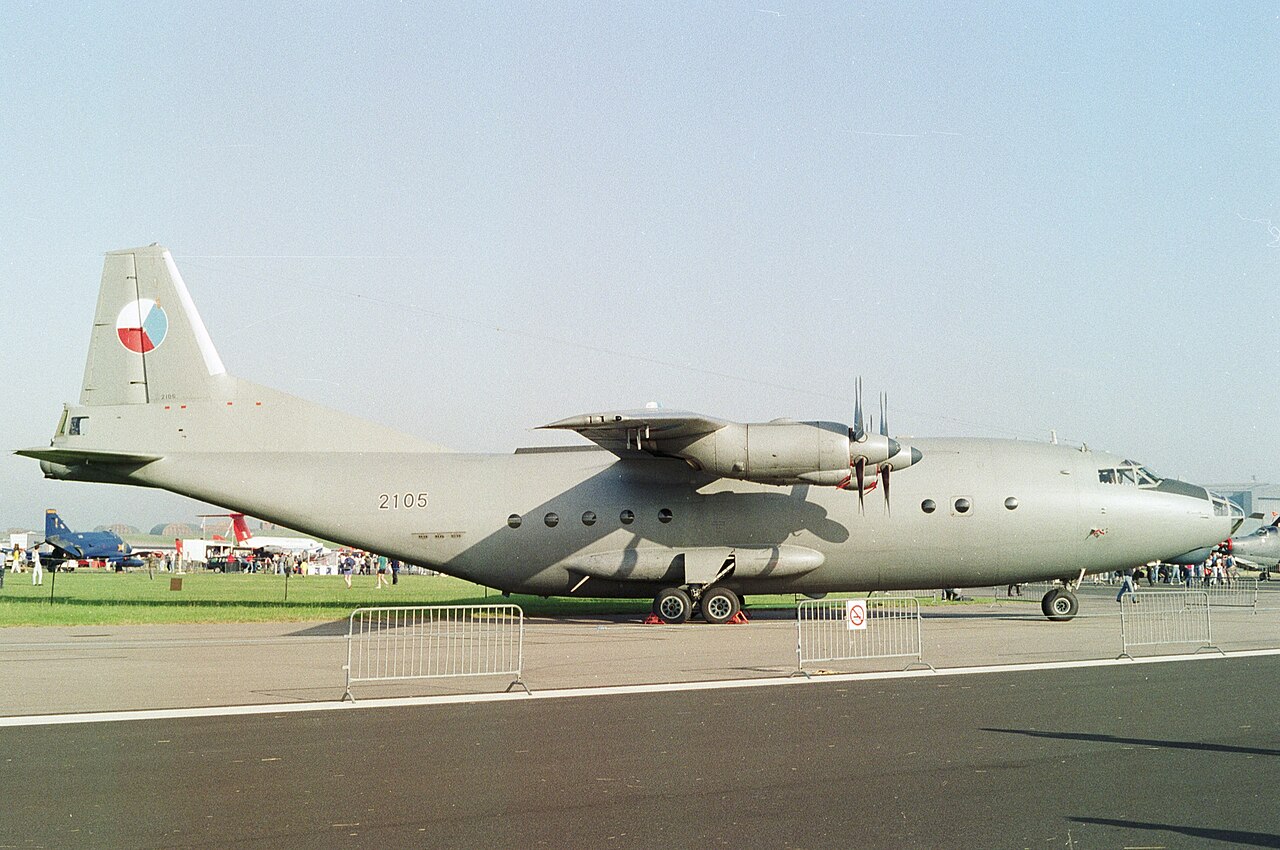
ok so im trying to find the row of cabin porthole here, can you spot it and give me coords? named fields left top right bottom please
left=920, top=497, right=1019, bottom=514
left=508, top=508, right=675, bottom=529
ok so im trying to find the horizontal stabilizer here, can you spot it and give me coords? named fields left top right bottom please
left=16, top=447, right=162, bottom=466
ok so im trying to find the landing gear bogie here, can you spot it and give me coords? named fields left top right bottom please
left=652, top=585, right=743, bottom=624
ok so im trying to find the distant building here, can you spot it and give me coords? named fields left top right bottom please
left=98, top=523, right=141, bottom=537
left=150, top=522, right=200, bottom=539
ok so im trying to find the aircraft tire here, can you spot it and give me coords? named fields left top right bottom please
left=700, top=586, right=740, bottom=625
left=654, top=587, right=693, bottom=624
left=1041, top=588, right=1078, bottom=622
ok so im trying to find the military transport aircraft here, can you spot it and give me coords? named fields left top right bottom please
left=17, top=246, right=1243, bottom=622
left=42, top=509, right=144, bottom=568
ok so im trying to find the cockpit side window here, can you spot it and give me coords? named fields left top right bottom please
left=1100, top=464, right=1160, bottom=486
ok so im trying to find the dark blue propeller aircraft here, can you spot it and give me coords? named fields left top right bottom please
left=42, top=509, right=143, bottom=568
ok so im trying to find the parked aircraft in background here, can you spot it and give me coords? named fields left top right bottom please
left=17, top=246, right=1244, bottom=621
left=203, top=512, right=326, bottom=555
left=1227, top=514, right=1280, bottom=578
left=42, top=509, right=144, bottom=568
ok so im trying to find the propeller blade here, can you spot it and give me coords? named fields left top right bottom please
left=880, top=464, right=891, bottom=514
left=855, top=458, right=866, bottom=513
left=879, top=392, right=888, bottom=437
left=852, top=378, right=865, bottom=442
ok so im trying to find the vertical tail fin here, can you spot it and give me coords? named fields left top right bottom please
left=80, top=245, right=227, bottom=406
left=45, top=509, right=71, bottom=538
left=230, top=514, right=252, bottom=545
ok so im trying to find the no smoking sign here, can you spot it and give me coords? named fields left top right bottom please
left=845, top=599, right=868, bottom=631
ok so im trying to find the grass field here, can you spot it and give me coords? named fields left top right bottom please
left=0, top=567, right=1001, bottom=627
left=0, top=569, right=662, bottom=627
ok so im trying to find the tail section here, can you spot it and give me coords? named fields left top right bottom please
left=230, top=514, right=252, bottom=545
left=45, top=509, right=71, bottom=539
left=18, top=245, right=444, bottom=470
left=81, top=246, right=227, bottom=406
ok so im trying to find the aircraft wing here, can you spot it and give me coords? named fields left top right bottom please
left=541, top=409, right=727, bottom=456
left=44, top=535, right=84, bottom=559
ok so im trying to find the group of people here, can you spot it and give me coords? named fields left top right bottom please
left=1, top=546, right=45, bottom=586
left=1115, top=552, right=1241, bottom=602
left=1, top=545, right=414, bottom=589
left=338, top=551, right=401, bottom=589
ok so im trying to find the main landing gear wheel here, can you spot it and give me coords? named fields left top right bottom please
left=1041, top=588, right=1079, bottom=622
left=699, top=586, right=740, bottom=625
left=654, top=587, right=693, bottom=624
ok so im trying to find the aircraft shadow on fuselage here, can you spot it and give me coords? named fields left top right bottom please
left=443, top=464, right=851, bottom=593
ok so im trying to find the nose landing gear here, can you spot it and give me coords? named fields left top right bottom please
left=1041, top=587, right=1079, bottom=621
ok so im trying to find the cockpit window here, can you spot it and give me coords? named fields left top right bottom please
left=1098, top=464, right=1162, bottom=487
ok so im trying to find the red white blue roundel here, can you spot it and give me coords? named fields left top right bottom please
left=116, top=299, right=168, bottom=353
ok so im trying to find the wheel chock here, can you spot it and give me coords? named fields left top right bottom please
left=727, top=611, right=750, bottom=625
left=642, top=613, right=664, bottom=625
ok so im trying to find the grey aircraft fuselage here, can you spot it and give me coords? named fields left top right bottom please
left=39, top=436, right=1240, bottom=598
left=19, top=246, right=1242, bottom=608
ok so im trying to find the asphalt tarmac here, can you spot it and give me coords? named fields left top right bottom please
left=4, top=584, right=1280, bottom=714
left=3, top=656, right=1278, bottom=849
left=3, top=587, right=1280, bottom=848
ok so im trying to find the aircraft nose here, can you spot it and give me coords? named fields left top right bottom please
left=1153, top=478, right=1240, bottom=542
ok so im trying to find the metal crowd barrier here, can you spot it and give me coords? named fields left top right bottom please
left=1118, top=591, right=1220, bottom=659
left=795, top=597, right=931, bottom=675
left=995, top=581, right=1056, bottom=600
left=344, top=604, right=528, bottom=700
left=1133, top=579, right=1258, bottom=612
left=1196, top=578, right=1258, bottom=611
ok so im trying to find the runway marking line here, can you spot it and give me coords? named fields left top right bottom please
left=4, top=647, right=1280, bottom=728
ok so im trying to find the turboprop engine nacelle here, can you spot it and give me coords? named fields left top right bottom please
left=674, top=420, right=918, bottom=487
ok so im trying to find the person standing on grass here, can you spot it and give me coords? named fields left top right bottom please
left=30, top=548, right=43, bottom=586
left=376, top=555, right=389, bottom=589
left=341, top=552, right=355, bottom=589
left=390, top=559, right=400, bottom=585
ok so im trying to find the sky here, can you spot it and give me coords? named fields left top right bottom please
left=1, top=2, right=1277, bottom=531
